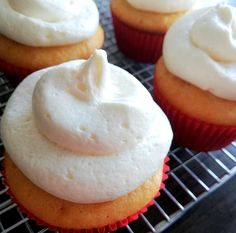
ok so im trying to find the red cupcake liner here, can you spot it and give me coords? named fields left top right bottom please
left=0, top=58, right=34, bottom=86
left=3, top=157, right=169, bottom=233
left=154, top=76, right=236, bottom=151
left=111, top=13, right=165, bottom=64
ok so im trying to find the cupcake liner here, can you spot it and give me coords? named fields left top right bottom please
left=111, top=13, right=165, bottom=63
left=0, top=58, right=33, bottom=86
left=3, top=156, right=169, bottom=233
left=154, top=78, right=236, bottom=151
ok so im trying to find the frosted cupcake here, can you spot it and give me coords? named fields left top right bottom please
left=154, top=4, right=236, bottom=151
left=1, top=50, right=172, bottom=232
left=0, top=0, right=104, bottom=85
left=110, top=0, right=198, bottom=63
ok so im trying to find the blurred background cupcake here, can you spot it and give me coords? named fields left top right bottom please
left=110, top=0, right=198, bottom=63
left=154, top=3, right=236, bottom=151
left=0, top=0, right=104, bottom=85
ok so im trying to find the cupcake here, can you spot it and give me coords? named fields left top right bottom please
left=1, top=50, right=172, bottom=232
left=0, top=0, right=104, bottom=85
left=110, top=0, right=198, bottom=63
left=154, top=4, right=236, bottom=151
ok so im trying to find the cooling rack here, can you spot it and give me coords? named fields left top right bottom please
left=0, top=1, right=236, bottom=233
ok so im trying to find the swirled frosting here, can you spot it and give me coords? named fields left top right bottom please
left=163, top=4, right=236, bottom=101
left=126, top=0, right=198, bottom=13
left=0, top=0, right=99, bottom=46
left=1, top=50, right=172, bottom=203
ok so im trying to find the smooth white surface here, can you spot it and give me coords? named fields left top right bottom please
left=163, top=4, right=236, bottom=101
left=1, top=50, right=173, bottom=204
left=195, top=0, right=225, bottom=9
left=0, top=0, right=99, bottom=46
left=126, top=0, right=197, bottom=13
left=33, top=50, right=159, bottom=155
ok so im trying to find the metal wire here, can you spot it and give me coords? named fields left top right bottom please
left=0, top=0, right=236, bottom=233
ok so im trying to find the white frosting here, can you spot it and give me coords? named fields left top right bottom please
left=33, top=50, right=156, bottom=155
left=194, top=0, right=225, bottom=9
left=163, top=4, right=236, bottom=101
left=126, top=0, right=198, bottom=13
left=0, top=0, right=99, bottom=46
left=1, top=50, right=173, bottom=204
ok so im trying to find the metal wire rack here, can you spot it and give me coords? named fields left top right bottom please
left=0, top=0, right=236, bottom=233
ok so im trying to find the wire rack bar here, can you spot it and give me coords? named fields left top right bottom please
left=170, top=152, right=210, bottom=191
left=193, top=155, right=221, bottom=183
left=3, top=218, right=29, bottom=233
left=0, top=204, right=17, bottom=215
left=153, top=201, right=170, bottom=222
left=126, top=225, right=135, bottom=233
left=162, top=189, right=184, bottom=211
left=221, top=148, right=236, bottom=163
left=207, top=152, right=231, bottom=174
left=140, top=214, right=156, bottom=233
left=0, top=200, right=11, bottom=211
left=185, top=149, right=221, bottom=182
left=168, top=173, right=197, bottom=201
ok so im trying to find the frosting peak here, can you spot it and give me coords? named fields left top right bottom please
left=190, top=5, right=236, bottom=62
left=32, top=50, right=156, bottom=156
left=8, top=0, right=81, bottom=22
left=73, top=50, right=111, bottom=103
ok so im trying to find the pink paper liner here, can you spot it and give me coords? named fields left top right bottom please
left=3, top=157, right=169, bottom=233
left=111, top=13, right=165, bottom=64
left=153, top=75, right=236, bottom=151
